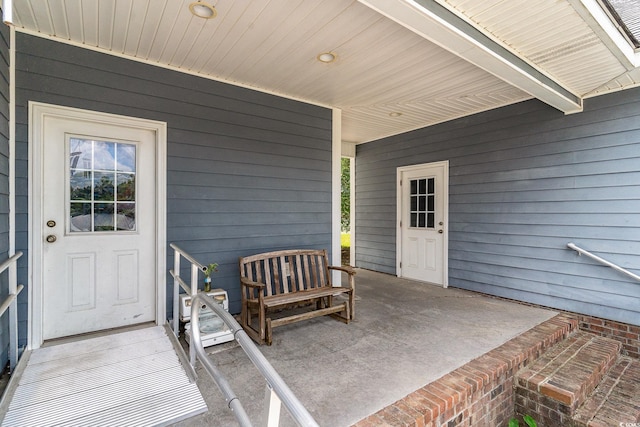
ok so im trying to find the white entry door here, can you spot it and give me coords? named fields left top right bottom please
left=34, top=105, right=162, bottom=341
left=397, top=161, right=448, bottom=286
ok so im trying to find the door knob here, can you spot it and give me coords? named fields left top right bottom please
left=46, top=235, right=57, bottom=243
left=438, top=230, right=443, bottom=234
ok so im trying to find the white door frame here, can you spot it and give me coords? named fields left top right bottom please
left=28, top=102, right=167, bottom=349
left=396, top=161, right=449, bottom=287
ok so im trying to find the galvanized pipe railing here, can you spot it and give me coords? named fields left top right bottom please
left=170, top=243, right=209, bottom=335
left=169, top=244, right=319, bottom=427
left=567, top=242, right=640, bottom=283
left=0, top=251, right=23, bottom=372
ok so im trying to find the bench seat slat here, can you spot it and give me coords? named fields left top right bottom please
left=256, top=287, right=350, bottom=308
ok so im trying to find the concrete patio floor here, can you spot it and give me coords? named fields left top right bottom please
left=174, top=269, right=557, bottom=427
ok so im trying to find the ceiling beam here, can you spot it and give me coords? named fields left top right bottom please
left=2, top=0, right=15, bottom=25
left=358, top=0, right=583, bottom=114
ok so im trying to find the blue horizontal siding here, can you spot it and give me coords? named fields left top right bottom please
left=15, top=33, right=332, bottom=334
left=356, top=89, right=640, bottom=326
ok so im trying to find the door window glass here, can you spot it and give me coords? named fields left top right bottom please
left=69, top=138, right=136, bottom=232
left=409, top=177, right=435, bottom=228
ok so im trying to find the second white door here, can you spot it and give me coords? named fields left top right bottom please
left=397, top=161, right=448, bottom=286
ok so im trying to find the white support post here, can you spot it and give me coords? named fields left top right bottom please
left=189, top=263, right=199, bottom=367
left=172, top=250, right=181, bottom=336
left=8, top=262, right=17, bottom=371
left=263, top=384, right=282, bottom=427
left=190, top=263, right=199, bottom=296
left=8, top=22, right=17, bottom=370
left=332, top=108, right=342, bottom=285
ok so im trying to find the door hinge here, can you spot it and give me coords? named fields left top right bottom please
left=399, top=262, right=402, bottom=268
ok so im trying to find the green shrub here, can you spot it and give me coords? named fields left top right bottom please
left=509, top=415, right=537, bottom=427
left=340, top=232, right=350, bottom=248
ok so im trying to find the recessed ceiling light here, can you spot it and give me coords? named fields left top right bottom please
left=389, top=112, right=403, bottom=117
left=317, top=52, right=337, bottom=63
left=189, top=1, right=217, bottom=19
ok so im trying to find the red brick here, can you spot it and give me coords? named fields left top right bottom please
left=437, top=374, right=470, bottom=404
left=430, top=382, right=460, bottom=407
left=379, top=405, right=414, bottom=426
left=539, top=381, right=574, bottom=406
left=416, top=387, right=448, bottom=415
left=352, top=414, right=389, bottom=426
left=394, top=400, right=424, bottom=422
left=459, top=364, right=491, bottom=388
left=402, top=391, right=436, bottom=422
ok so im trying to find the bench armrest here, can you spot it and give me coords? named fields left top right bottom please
left=328, top=265, right=356, bottom=289
left=328, top=265, right=356, bottom=275
left=240, top=277, right=265, bottom=290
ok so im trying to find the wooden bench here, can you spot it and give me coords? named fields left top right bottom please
left=239, top=249, right=355, bottom=345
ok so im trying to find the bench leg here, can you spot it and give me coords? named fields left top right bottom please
left=349, top=290, right=355, bottom=320
left=242, top=305, right=267, bottom=345
left=258, top=306, right=267, bottom=344
left=328, top=301, right=351, bottom=324
left=316, top=295, right=332, bottom=310
left=266, top=318, right=273, bottom=346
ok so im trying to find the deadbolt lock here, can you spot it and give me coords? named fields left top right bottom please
left=46, top=235, right=57, bottom=243
left=46, top=220, right=56, bottom=228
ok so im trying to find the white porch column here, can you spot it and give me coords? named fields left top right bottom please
left=332, top=108, right=342, bottom=285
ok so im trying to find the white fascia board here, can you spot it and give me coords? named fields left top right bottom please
left=567, top=0, right=639, bottom=70
left=358, top=0, right=583, bottom=114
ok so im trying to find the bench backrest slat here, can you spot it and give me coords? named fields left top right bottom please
left=271, top=258, right=280, bottom=295
left=309, top=255, right=318, bottom=289
left=239, top=249, right=332, bottom=298
left=261, top=258, right=270, bottom=296
left=303, top=256, right=311, bottom=289
left=290, top=254, right=300, bottom=292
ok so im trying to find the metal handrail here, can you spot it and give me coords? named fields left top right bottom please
left=170, top=244, right=319, bottom=427
left=0, top=285, right=23, bottom=318
left=0, top=251, right=23, bottom=372
left=567, top=243, right=640, bottom=283
left=169, top=243, right=211, bottom=335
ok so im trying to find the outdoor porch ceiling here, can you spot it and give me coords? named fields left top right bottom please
left=6, top=0, right=640, bottom=144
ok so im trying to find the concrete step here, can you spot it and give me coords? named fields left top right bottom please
left=573, top=356, right=640, bottom=427
left=515, top=331, right=621, bottom=426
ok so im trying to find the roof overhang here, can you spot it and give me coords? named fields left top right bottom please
left=567, top=0, right=640, bottom=70
left=359, top=0, right=584, bottom=114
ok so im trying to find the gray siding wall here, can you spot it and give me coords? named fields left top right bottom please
left=356, top=89, right=640, bottom=326
left=15, top=33, right=332, bottom=341
left=0, top=16, right=11, bottom=365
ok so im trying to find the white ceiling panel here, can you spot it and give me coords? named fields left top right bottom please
left=8, top=0, right=640, bottom=143
left=441, top=0, right=628, bottom=95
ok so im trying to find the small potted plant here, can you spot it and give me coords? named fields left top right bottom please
left=203, top=262, right=218, bottom=292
